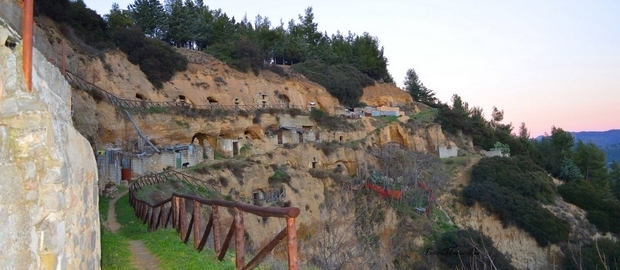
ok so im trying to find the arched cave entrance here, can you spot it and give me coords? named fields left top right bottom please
left=178, top=95, right=186, bottom=101
left=135, top=93, right=146, bottom=100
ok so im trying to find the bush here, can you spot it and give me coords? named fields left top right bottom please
left=433, top=229, right=514, bottom=270
left=113, top=28, right=187, bottom=88
left=558, top=180, right=620, bottom=234
left=268, top=169, right=291, bottom=184
left=264, top=64, right=287, bottom=77
left=463, top=157, right=571, bottom=246
left=205, top=39, right=264, bottom=75
left=293, top=60, right=374, bottom=107
left=36, top=0, right=113, bottom=49
left=218, top=176, right=229, bottom=187
left=310, top=108, right=356, bottom=131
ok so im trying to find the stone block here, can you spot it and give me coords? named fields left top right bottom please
left=0, top=164, right=23, bottom=203
left=41, top=166, right=62, bottom=185
left=0, top=125, right=8, bottom=160
left=42, top=192, right=64, bottom=212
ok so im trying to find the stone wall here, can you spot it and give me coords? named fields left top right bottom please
left=438, top=145, right=458, bottom=158
left=0, top=21, right=100, bottom=270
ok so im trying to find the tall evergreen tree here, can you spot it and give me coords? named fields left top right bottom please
left=404, top=68, right=436, bottom=104
left=574, top=140, right=611, bottom=189
left=105, top=3, right=133, bottom=34
left=128, top=0, right=168, bottom=38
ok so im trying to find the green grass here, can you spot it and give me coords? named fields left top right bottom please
left=134, top=179, right=216, bottom=205
left=175, top=120, right=190, bottom=128
left=112, top=194, right=236, bottom=270
left=442, top=155, right=473, bottom=176
left=148, top=106, right=169, bottom=114
left=101, top=227, right=136, bottom=270
left=409, top=109, right=437, bottom=124
left=100, top=192, right=135, bottom=270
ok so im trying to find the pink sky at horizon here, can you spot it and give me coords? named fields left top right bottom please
left=84, top=0, right=620, bottom=138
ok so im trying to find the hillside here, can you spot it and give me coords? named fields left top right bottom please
left=571, top=130, right=620, bottom=165
left=32, top=2, right=620, bottom=269
left=571, top=129, right=620, bottom=146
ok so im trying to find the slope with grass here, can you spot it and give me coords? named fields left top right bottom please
left=100, top=191, right=236, bottom=270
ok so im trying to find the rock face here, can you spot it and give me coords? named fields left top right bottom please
left=0, top=36, right=100, bottom=270
left=453, top=203, right=562, bottom=269
left=360, top=83, right=415, bottom=108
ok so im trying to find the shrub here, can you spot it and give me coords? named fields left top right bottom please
left=292, top=60, right=374, bottom=107
left=563, top=239, right=620, bottom=270
left=287, top=108, right=304, bottom=117
left=558, top=180, right=620, bottom=234
left=268, top=169, right=291, bottom=184
left=265, top=64, right=286, bottom=77
left=113, top=28, right=187, bottom=88
left=218, top=176, right=229, bottom=187
left=434, top=229, right=514, bottom=270
left=206, top=39, right=264, bottom=75
left=310, top=108, right=356, bottom=131
left=463, top=157, right=571, bottom=246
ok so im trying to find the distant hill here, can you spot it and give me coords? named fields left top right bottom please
left=571, top=130, right=620, bottom=146
left=572, top=130, right=620, bottom=166
left=536, top=129, right=620, bottom=166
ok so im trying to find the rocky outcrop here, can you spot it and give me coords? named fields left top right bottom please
left=361, top=83, right=416, bottom=109
left=366, top=121, right=452, bottom=154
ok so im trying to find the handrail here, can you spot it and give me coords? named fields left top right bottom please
left=64, top=70, right=309, bottom=113
left=128, top=170, right=299, bottom=270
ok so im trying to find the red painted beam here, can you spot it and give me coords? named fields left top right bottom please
left=22, top=0, right=34, bottom=92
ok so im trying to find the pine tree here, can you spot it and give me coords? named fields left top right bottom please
left=404, top=68, right=436, bottom=104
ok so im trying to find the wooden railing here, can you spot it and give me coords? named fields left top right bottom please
left=129, top=171, right=300, bottom=270
left=65, top=71, right=187, bottom=109
left=64, top=71, right=309, bottom=113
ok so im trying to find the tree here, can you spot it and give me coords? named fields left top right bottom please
left=106, top=3, right=133, bottom=34
left=492, top=141, right=510, bottom=156
left=518, top=122, right=530, bottom=140
left=610, top=161, right=620, bottom=200
left=128, top=0, right=168, bottom=38
left=558, top=157, right=583, bottom=182
left=573, top=140, right=610, bottom=189
left=403, top=68, right=436, bottom=104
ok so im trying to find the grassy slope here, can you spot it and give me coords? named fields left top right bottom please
left=100, top=193, right=235, bottom=270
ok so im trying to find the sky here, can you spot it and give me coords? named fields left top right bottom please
left=84, top=0, right=620, bottom=137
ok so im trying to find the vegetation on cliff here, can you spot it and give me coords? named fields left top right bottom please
left=36, top=0, right=393, bottom=99
left=463, top=157, right=570, bottom=246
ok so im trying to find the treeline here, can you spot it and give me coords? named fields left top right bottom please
left=35, top=0, right=393, bottom=97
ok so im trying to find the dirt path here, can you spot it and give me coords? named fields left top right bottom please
left=106, top=190, right=161, bottom=270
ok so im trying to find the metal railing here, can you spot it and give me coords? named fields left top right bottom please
left=129, top=170, right=300, bottom=270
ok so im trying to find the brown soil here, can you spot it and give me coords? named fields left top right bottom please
left=106, top=191, right=161, bottom=270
